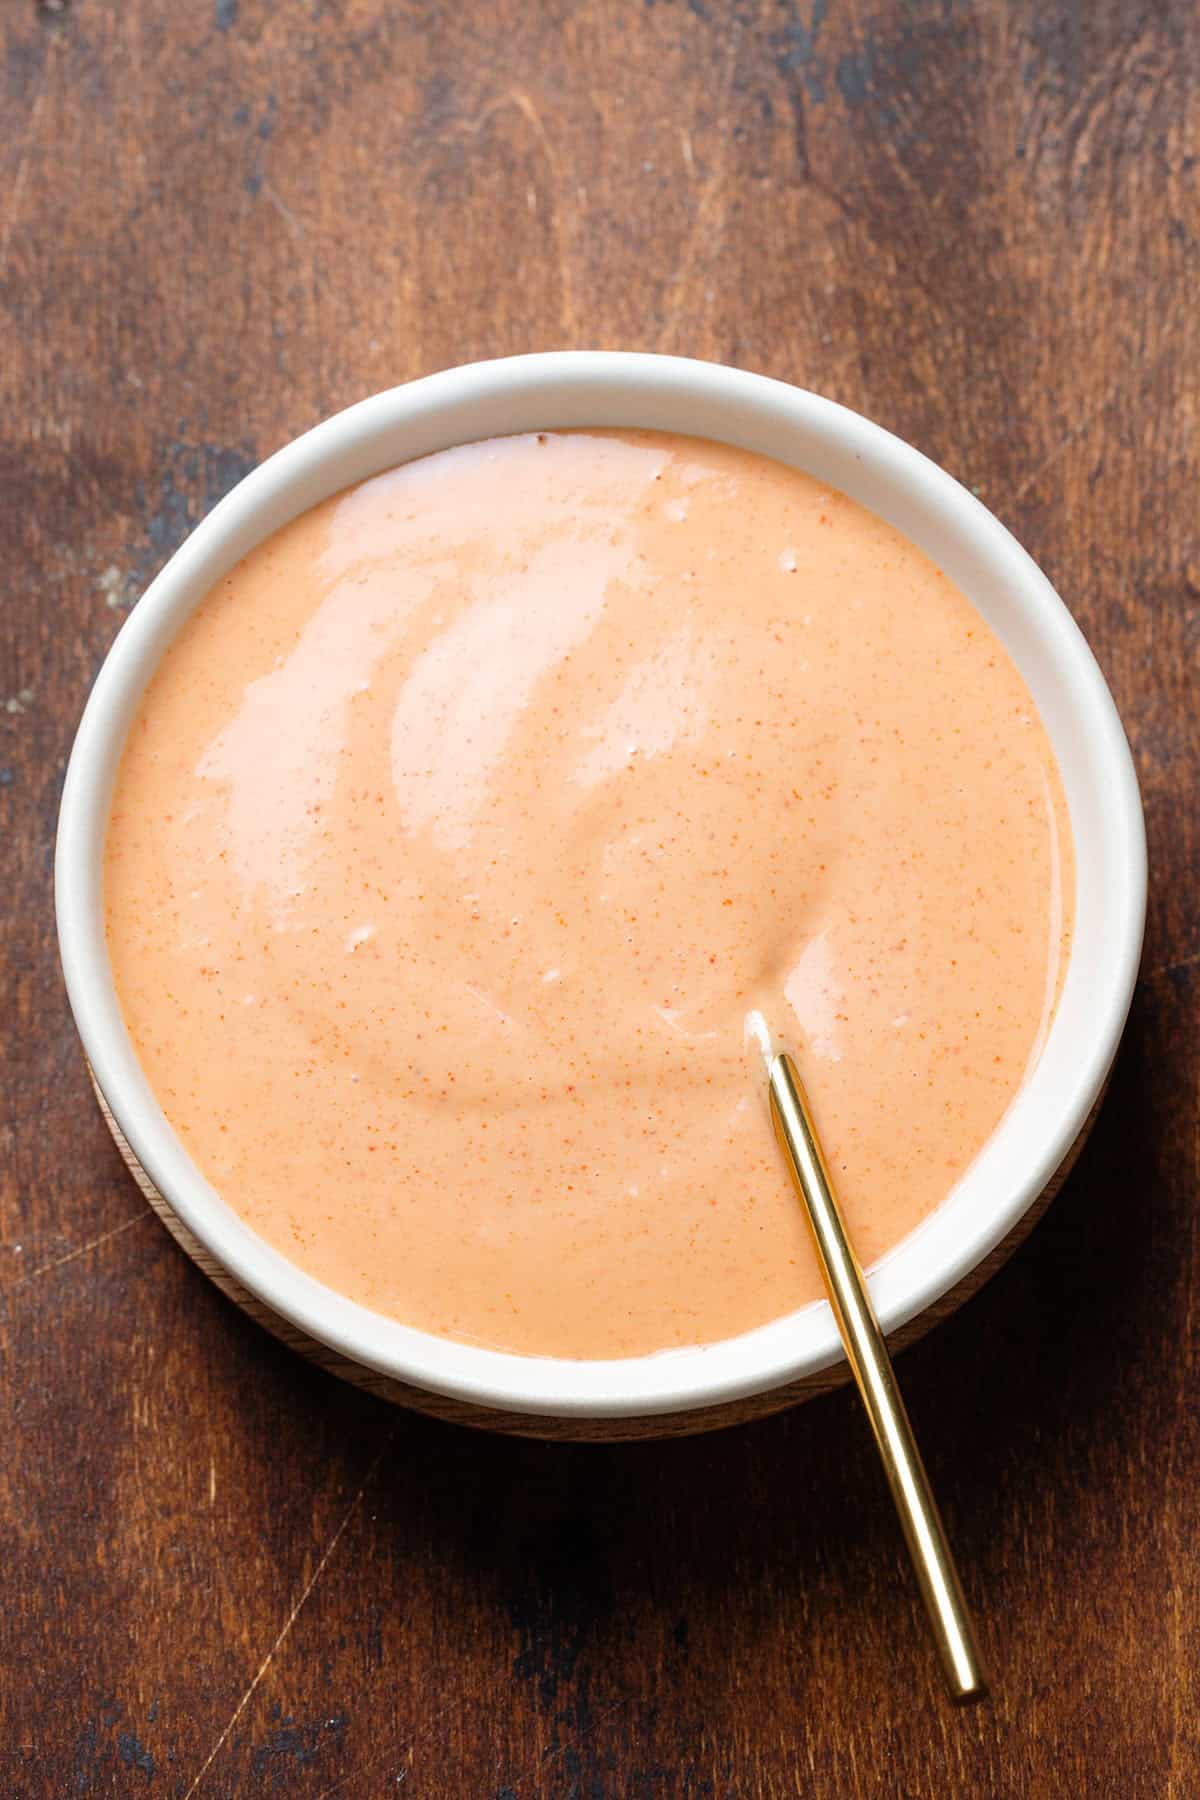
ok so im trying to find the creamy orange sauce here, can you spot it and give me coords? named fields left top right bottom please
left=105, top=431, right=1073, bottom=1358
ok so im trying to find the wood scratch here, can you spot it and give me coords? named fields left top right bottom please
left=506, top=88, right=577, bottom=338
left=1009, top=368, right=1135, bottom=504
left=655, top=28, right=742, bottom=352
left=313, top=1732, right=412, bottom=1798
left=261, top=182, right=304, bottom=240
left=182, top=1431, right=395, bottom=1799
left=539, top=1697, right=629, bottom=1764
left=1147, top=948, right=1200, bottom=984
left=314, top=1743, right=406, bottom=1798
left=13, top=1211, right=151, bottom=1285
left=312, top=1695, right=460, bottom=1799
left=0, top=44, right=54, bottom=281
left=314, top=1676, right=625, bottom=1795
left=456, top=88, right=577, bottom=337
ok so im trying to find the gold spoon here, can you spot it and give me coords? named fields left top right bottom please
left=761, top=1034, right=988, bottom=1702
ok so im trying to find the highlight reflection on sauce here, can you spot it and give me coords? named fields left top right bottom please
left=105, top=431, right=1074, bottom=1358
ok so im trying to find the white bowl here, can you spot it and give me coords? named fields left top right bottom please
left=56, top=353, right=1146, bottom=1427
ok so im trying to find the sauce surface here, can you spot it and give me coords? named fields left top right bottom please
left=105, top=431, right=1073, bottom=1358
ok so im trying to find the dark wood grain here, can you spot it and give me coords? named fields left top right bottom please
left=2, top=0, right=1197, bottom=1793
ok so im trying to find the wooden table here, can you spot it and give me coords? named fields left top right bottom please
left=4, top=2, right=1197, bottom=1793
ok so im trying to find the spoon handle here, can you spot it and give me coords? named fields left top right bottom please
left=768, top=1051, right=988, bottom=1703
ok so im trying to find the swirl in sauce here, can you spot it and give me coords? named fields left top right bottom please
left=105, top=432, right=1073, bottom=1357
